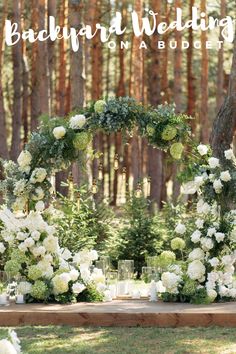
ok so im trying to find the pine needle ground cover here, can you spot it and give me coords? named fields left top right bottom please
left=1, top=326, right=236, bottom=354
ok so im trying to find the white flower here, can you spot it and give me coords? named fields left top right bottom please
left=18, top=243, right=27, bottom=253
left=161, top=272, right=181, bottom=294
left=207, top=228, right=216, bottom=237
left=222, top=255, right=233, bottom=266
left=23, top=237, right=35, bottom=249
left=182, top=181, right=197, bottom=195
left=195, top=219, right=204, bottom=229
left=168, top=264, right=183, bottom=275
left=219, top=285, right=229, bottom=297
left=187, top=260, right=205, bottom=281
left=17, top=150, right=32, bottom=168
left=53, top=126, right=66, bottom=140
left=209, top=257, right=219, bottom=267
left=91, top=268, right=105, bottom=284
left=215, top=232, right=225, bottom=243
left=30, top=168, right=47, bottom=184
left=13, top=180, right=27, bottom=197
left=224, top=149, right=235, bottom=160
left=43, top=235, right=59, bottom=253
left=35, top=201, right=45, bottom=212
left=31, top=246, right=46, bottom=257
left=61, top=248, right=72, bottom=261
left=213, top=179, right=223, bottom=194
left=191, top=230, right=202, bottom=243
left=89, top=250, right=99, bottom=261
left=31, top=230, right=41, bottom=241
left=17, top=281, right=32, bottom=295
left=8, top=330, right=21, bottom=354
left=207, top=289, right=217, bottom=302
left=194, top=176, right=205, bottom=188
left=197, top=144, right=208, bottom=156
left=197, top=199, right=211, bottom=215
left=16, top=232, right=27, bottom=241
left=72, top=282, right=86, bottom=294
left=32, top=187, right=45, bottom=201
left=230, top=229, right=236, bottom=242
left=220, top=170, right=231, bottom=182
left=52, top=273, right=71, bottom=295
left=208, top=157, right=220, bottom=169
left=79, top=265, right=91, bottom=283
left=209, top=174, right=215, bottom=182
left=188, top=248, right=205, bottom=261
left=175, top=223, right=186, bottom=235
left=229, top=288, right=236, bottom=298
left=69, top=114, right=86, bottom=129
left=0, top=339, right=18, bottom=354
left=69, top=269, right=79, bottom=282
left=156, top=280, right=166, bottom=293
left=0, top=242, right=6, bottom=254
left=200, top=237, right=214, bottom=251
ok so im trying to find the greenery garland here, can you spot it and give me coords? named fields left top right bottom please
left=0, top=96, right=191, bottom=210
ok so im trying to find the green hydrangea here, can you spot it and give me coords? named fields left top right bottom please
left=30, top=280, right=48, bottom=300
left=4, top=260, right=21, bottom=276
left=10, top=249, right=27, bottom=264
left=146, top=124, right=155, bottom=136
left=162, top=125, right=177, bottom=141
left=170, top=142, right=184, bottom=160
left=94, top=100, right=106, bottom=113
left=171, top=237, right=186, bottom=251
left=159, top=251, right=176, bottom=268
left=181, top=279, right=197, bottom=296
left=73, top=132, right=92, bottom=150
left=28, top=265, right=43, bottom=281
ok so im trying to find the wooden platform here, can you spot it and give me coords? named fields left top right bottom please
left=1, top=300, right=236, bottom=327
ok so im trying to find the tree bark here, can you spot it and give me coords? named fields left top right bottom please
left=48, top=0, right=57, bottom=116
left=216, top=0, right=226, bottom=113
left=10, top=0, right=22, bottom=160
left=0, top=0, right=8, bottom=159
left=211, top=34, right=236, bottom=159
left=187, top=0, right=196, bottom=124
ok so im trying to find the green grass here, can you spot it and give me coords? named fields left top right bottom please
left=1, top=326, right=236, bottom=354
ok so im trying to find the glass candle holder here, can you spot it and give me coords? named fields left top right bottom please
left=15, top=277, right=26, bottom=304
left=0, top=271, right=9, bottom=306
left=141, top=267, right=159, bottom=283
left=107, top=271, right=118, bottom=299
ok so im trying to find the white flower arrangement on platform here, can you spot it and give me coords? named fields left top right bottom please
left=0, top=330, right=21, bottom=354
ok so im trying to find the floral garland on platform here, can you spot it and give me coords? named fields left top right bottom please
left=158, top=145, right=236, bottom=304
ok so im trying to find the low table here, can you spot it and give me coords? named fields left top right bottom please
left=1, top=300, right=236, bottom=327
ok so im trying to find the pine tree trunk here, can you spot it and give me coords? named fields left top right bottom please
left=48, top=0, right=57, bottom=116
left=211, top=34, right=236, bottom=160
left=10, top=0, right=22, bottom=160
left=187, top=0, right=196, bottom=127
left=0, top=0, right=8, bottom=159
left=200, top=0, right=209, bottom=143
left=216, top=0, right=226, bottom=113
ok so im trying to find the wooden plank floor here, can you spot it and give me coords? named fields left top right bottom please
left=1, top=300, right=236, bottom=327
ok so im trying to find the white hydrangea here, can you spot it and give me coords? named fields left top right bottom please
left=61, top=248, right=72, bottom=261
left=219, top=285, right=229, bottom=297
left=31, top=246, right=46, bottom=258
left=23, top=237, right=35, bottom=249
left=53, top=126, right=66, bottom=140
left=35, top=201, right=45, bottom=212
left=17, top=150, right=32, bottom=168
left=207, top=289, right=217, bottom=302
left=190, top=230, right=202, bottom=243
left=197, top=199, right=211, bottom=215
left=215, top=232, right=225, bottom=243
left=195, top=219, right=204, bottom=229
left=197, top=144, right=208, bottom=156
left=69, top=269, right=79, bottom=282
left=31, top=230, right=41, bottom=241
left=200, top=237, right=214, bottom=251
left=18, top=243, right=27, bottom=253
left=32, top=187, right=45, bottom=201
left=224, top=149, right=235, bottom=160
left=220, top=170, right=231, bottom=182
left=188, top=248, right=205, bottom=261
left=174, top=223, right=186, bottom=235
left=13, top=180, right=27, bottom=197
left=187, top=260, right=205, bottom=281
left=207, top=228, right=216, bottom=237
left=72, top=282, right=86, bottom=294
left=69, top=114, right=86, bottom=129
left=194, top=176, right=205, bottom=188
left=161, top=272, right=181, bottom=294
left=79, top=265, right=91, bottom=283
left=222, top=255, right=233, bottom=266
left=17, top=281, right=32, bottom=295
left=182, top=181, right=198, bottom=195
left=213, top=179, right=223, bottom=194
left=43, top=235, right=59, bottom=253
left=208, top=157, right=220, bottom=169
left=52, top=273, right=71, bottom=295
left=30, top=168, right=47, bottom=184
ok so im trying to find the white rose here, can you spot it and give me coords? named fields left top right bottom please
left=0, top=242, right=6, bottom=254
left=69, top=114, right=86, bottom=129
left=72, top=282, right=86, bottom=294
left=222, top=255, right=233, bottom=266
left=61, top=248, right=72, bottom=261
left=209, top=257, right=219, bottom=267
left=200, top=237, right=214, bottom=251
left=30, top=168, right=47, bottom=184
left=35, top=201, right=45, bottom=212
left=17, top=150, right=32, bottom=168
left=182, top=181, right=197, bottom=195
left=32, top=187, right=45, bottom=201
left=229, top=288, right=236, bottom=298
left=220, top=170, right=231, bottom=182
left=24, top=237, right=35, bottom=248
left=207, top=228, right=216, bottom=237
left=89, top=250, right=99, bottom=261
left=175, top=223, right=186, bottom=235
left=16, top=232, right=28, bottom=241
left=219, top=285, right=229, bottom=297
left=43, top=235, right=59, bottom=253
left=224, top=149, right=235, bottom=160
left=53, top=126, right=66, bottom=140
left=69, top=269, right=79, bottom=282
left=208, top=157, right=220, bottom=169
left=197, top=199, right=211, bottom=215
left=197, top=144, right=208, bottom=156
left=213, top=179, right=223, bottom=193
left=191, top=230, right=202, bottom=243
left=194, top=176, right=204, bottom=188
left=215, top=232, right=225, bottom=243
left=18, top=243, right=27, bottom=253
left=31, top=230, right=41, bottom=241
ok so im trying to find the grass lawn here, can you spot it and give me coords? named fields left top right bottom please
left=1, top=326, right=236, bottom=354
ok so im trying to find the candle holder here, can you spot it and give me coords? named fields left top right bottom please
left=107, top=271, right=118, bottom=299
left=15, top=278, right=26, bottom=305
